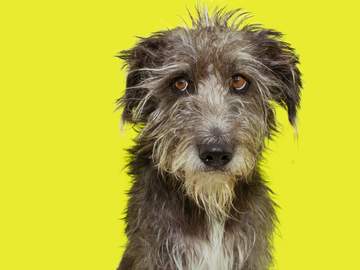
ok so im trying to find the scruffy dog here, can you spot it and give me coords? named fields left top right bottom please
left=117, top=8, right=301, bottom=270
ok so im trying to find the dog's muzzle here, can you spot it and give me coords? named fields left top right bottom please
left=198, top=143, right=233, bottom=169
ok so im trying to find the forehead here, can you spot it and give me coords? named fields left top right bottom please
left=163, top=27, right=256, bottom=78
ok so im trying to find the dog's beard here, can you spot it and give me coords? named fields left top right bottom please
left=184, top=171, right=236, bottom=219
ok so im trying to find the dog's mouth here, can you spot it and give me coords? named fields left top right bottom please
left=201, top=164, right=232, bottom=173
left=169, top=140, right=255, bottom=178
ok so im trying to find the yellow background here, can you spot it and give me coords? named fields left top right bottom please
left=1, top=0, right=359, bottom=269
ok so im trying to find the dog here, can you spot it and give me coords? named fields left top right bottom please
left=117, top=8, right=301, bottom=270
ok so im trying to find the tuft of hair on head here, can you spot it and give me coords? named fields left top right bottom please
left=185, top=5, right=253, bottom=31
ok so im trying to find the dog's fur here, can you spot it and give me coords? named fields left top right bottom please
left=117, top=8, right=301, bottom=270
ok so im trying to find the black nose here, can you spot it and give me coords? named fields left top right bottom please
left=198, top=143, right=233, bottom=168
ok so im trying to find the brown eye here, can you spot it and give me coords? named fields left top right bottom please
left=174, top=78, right=189, bottom=91
left=230, top=74, right=249, bottom=92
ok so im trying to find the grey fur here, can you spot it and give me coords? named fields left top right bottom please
left=117, top=7, right=301, bottom=270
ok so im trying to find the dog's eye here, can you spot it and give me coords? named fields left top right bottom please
left=230, top=74, right=249, bottom=93
left=173, top=78, right=189, bottom=92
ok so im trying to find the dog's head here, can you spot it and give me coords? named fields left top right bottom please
left=118, top=9, right=301, bottom=215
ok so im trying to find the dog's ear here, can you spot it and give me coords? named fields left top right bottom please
left=252, top=29, right=302, bottom=126
left=117, top=33, right=169, bottom=124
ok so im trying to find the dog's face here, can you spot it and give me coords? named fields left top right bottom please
left=119, top=10, right=301, bottom=215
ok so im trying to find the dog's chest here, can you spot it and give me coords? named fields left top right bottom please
left=178, top=221, right=245, bottom=270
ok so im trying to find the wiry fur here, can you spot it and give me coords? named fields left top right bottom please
left=117, top=7, right=301, bottom=270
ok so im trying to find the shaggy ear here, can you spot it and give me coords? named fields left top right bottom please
left=253, top=29, right=302, bottom=126
left=117, top=33, right=169, bottom=123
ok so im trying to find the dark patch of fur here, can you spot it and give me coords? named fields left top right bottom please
left=244, top=28, right=302, bottom=124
